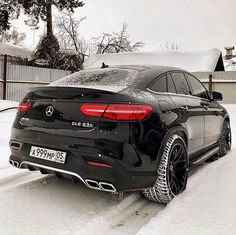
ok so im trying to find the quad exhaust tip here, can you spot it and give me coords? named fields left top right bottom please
left=9, top=159, right=19, bottom=168
left=85, top=179, right=117, bottom=193
left=99, top=182, right=116, bottom=192
left=85, top=179, right=100, bottom=190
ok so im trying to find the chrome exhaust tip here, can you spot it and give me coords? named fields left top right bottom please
left=14, top=161, right=19, bottom=168
left=99, top=182, right=116, bottom=193
left=85, top=179, right=117, bottom=193
left=9, top=159, right=19, bottom=168
left=85, top=179, right=101, bottom=190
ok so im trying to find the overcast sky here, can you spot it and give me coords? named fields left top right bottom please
left=11, top=0, right=236, bottom=53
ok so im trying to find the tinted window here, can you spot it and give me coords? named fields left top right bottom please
left=167, top=74, right=176, bottom=93
left=50, top=68, right=139, bottom=87
left=149, top=75, right=167, bottom=92
left=185, top=74, right=209, bottom=99
left=171, top=73, right=191, bottom=95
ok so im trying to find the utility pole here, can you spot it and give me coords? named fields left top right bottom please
left=3, top=54, right=7, bottom=100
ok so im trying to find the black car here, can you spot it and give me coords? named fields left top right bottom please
left=9, top=65, right=231, bottom=204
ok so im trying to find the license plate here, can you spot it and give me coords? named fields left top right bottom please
left=30, top=146, right=67, bottom=164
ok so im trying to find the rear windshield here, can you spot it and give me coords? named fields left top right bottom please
left=50, top=68, right=140, bottom=91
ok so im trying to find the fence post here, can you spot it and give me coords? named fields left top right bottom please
left=209, top=74, right=213, bottom=95
left=3, top=54, right=7, bottom=100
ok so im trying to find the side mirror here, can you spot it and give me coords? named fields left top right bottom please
left=212, top=91, right=223, bottom=101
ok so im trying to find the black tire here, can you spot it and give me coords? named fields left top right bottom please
left=218, top=120, right=231, bottom=157
left=142, top=134, right=188, bottom=204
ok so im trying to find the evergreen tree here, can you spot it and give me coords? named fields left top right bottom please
left=0, top=1, right=84, bottom=33
left=0, top=0, right=84, bottom=68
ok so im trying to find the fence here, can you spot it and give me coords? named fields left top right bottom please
left=0, top=56, right=71, bottom=101
left=1, top=57, right=236, bottom=103
left=193, top=71, right=236, bottom=104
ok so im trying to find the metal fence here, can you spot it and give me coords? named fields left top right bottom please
left=1, top=59, right=236, bottom=103
left=0, top=60, right=71, bottom=101
left=193, top=71, right=236, bottom=104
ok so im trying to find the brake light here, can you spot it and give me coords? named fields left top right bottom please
left=18, top=100, right=31, bottom=112
left=80, top=103, right=108, bottom=117
left=80, top=103, right=152, bottom=121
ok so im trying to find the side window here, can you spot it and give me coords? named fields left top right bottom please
left=149, top=75, right=167, bottom=92
left=185, top=73, right=209, bottom=99
left=167, top=74, right=177, bottom=93
left=171, top=73, right=191, bottom=95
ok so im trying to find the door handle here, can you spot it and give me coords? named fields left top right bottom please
left=180, top=106, right=188, bottom=111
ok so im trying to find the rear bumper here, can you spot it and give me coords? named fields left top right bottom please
left=9, top=128, right=157, bottom=192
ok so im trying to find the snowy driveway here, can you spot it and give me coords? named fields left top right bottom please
left=0, top=100, right=235, bottom=235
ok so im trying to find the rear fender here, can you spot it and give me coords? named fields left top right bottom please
left=156, top=125, right=188, bottom=170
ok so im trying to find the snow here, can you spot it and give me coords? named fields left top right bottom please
left=0, top=100, right=236, bottom=235
left=200, top=79, right=236, bottom=83
left=224, top=58, right=236, bottom=71
left=50, top=67, right=140, bottom=92
left=0, top=100, right=18, bottom=169
left=137, top=104, right=236, bottom=235
left=0, top=43, right=32, bottom=60
left=84, top=49, right=222, bottom=72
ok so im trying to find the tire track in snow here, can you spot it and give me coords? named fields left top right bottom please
left=0, top=170, right=30, bottom=185
left=106, top=164, right=208, bottom=235
left=109, top=198, right=164, bottom=235
left=77, top=164, right=207, bottom=235
left=0, top=170, right=50, bottom=192
left=73, top=193, right=165, bottom=235
left=0, top=167, right=162, bottom=235
left=0, top=163, right=208, bottom=235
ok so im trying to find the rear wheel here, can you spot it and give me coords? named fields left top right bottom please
left=142, top=134, right=188, bottom=204
left=219, top=120, right=231, bottom=157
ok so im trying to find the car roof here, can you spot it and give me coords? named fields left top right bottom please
left=98, top=64, right=183, bottom=73
left=90, top=64, right=186, bottom=88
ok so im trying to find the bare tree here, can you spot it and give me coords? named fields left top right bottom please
left=92, top=23, right=144, bottom=54
left=0, top=28, right=26, bottom=45
left=55, top=12, right=89, bottom=55
left=161, top=39, right=183, bottom=51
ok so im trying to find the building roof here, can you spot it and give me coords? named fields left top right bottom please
left=84, top=48, right=224, bottom=72
left=0, top=43, right=32, bottom=60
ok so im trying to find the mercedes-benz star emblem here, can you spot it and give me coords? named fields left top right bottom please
left=45, top=106, right=54, bottom=117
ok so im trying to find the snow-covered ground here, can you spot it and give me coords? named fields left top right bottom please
left=0, top=100, right=235, bottom=235
left=0, top=100, right=18, bottom=169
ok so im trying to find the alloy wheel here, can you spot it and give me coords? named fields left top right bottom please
left=222, top=122, right=231, bottom=154
left=168, top=143, right=188, bottom=195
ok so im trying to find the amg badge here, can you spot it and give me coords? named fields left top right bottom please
left=72, top=121, right=94, bottom=128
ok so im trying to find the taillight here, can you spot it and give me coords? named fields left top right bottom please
left=80, top=103, right=108, bottom=117
left=18, top=100, right=31, bottom=112
left=104, top=104, right=153, bottom=120
left=80, top=103, right=153, bottom=121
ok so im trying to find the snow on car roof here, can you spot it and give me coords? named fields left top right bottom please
left=0, top=43, right=32, bottom=60
left=49, top=67, right=141, bottom=93
left=84, top=48, right=224, bottom=72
